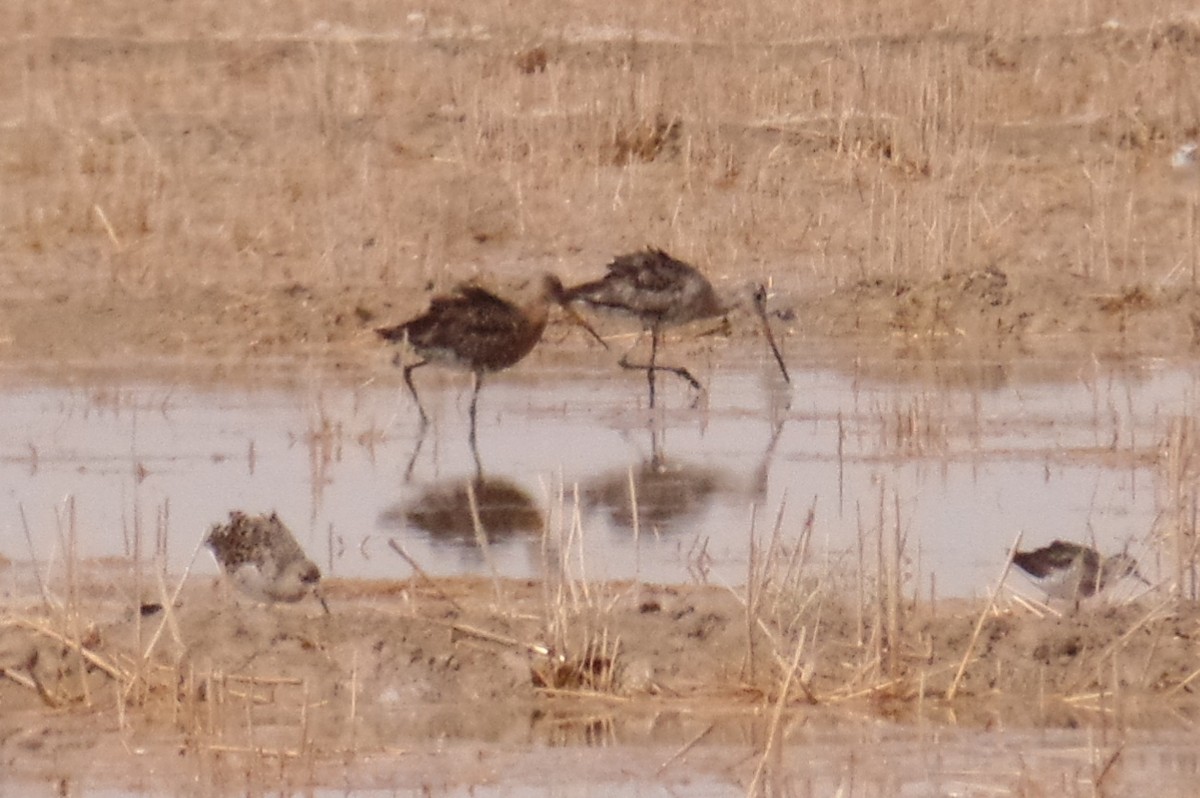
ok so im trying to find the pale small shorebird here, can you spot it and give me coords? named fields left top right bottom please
left=206, top=511, right=329, bottom=613
left=376, top=274, right=605, bottom=435
left=1012, top=540, right=1146, bottom=606
left=563, top=248, right=790, bottom=407
left=1172, top=142, right=1198, bottom=169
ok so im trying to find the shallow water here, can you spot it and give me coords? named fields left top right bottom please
left=22, top=721, right=1200, bottom=796
left=0, top=351, right=1193, bottom=599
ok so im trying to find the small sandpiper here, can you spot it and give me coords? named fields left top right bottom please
left=205, top=511, right=330, bottom=613
left=1012, top=540, right=1146, bottom=605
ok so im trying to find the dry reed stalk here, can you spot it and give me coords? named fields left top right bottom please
left=18, top=503, right=55, bottom=613
left=348, top=647, right=358, bottom=749
left=130, top=531, right=207, bottom=704
left=299, top=683, right=316, bottom=773
left=203, top=744, right=303, bottom=759
left=1164, top=664, right=1200, bottom=698
left=656, top=723, right=715, bottom=776
left=945, top=529, right=1022, bottom=701
left=115, top=678, right=127, bottom=729
left=0, top=663, right=42, bottom=696
left=886, top=489, right=904, bottom=677
left=746, top=631, right=807, bottom=797
left=569, top=484, right=592, bottom=606
left=1006, top=590, right=1053, bottom=618
left=13, top=618, right=129, bottom=683
left=855, top=500, right=866, bottom=646
left=386, top=539, right=466, bottom=613
left=743, top=505, right=760, bottom=685
left=1164, top=416, right=1197, bottom=599
left=222, top=674, right=306, bottom=687
left=836, top=412, right=846, bottom=511
left=465, top=480, right=504, bottom=606
left=874, top=481, right=886, bottom=679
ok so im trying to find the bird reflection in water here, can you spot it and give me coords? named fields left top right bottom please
left=583, top=420, right=730, bottom=535
left=585, top=452, right=725, bottom=533
left=384, top=475, right=542, bottom=545
left=584, top=399, right=786, bottom=536
left=384, top=382, right=544, bottom=549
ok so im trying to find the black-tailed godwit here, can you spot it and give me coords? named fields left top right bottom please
left=564, top=248, right=789, bottom=407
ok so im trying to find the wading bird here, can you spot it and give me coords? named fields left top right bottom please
left=205, top=511, right=330, bottom=613
left=1012, top=540, right=1146, bottom=606
left=563, top=248, right=790, bottom=408
left=376, top=274, right=605, bottom=439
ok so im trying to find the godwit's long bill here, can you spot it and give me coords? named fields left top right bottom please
left=563, top=248, right=790, bottom=407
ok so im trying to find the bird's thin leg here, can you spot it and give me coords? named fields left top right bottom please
left=469, top=428, right=483, bottom=482
left=648, top=325, right=658, bottom=408
left=468, top=372, right=483, bottom=454
left=402, top=360, right=431, bottom=426
left=617, top=326, right=703, bottom=406
left=403, top=421, right=428, bottom=482
left=753, top=284, right=791, bottom=384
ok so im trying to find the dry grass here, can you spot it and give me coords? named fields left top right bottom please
left=3, top=0, right=1200, bottom=308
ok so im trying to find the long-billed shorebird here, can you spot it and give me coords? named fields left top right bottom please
left=205, top=511, right=330, bottom=613
left=1012, top=540, right=1146, bottom=606
left=563, top=248, right=790, bottom=407
left=376, top=274, right=605, bottom=436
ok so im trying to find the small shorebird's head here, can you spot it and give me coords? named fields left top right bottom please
left=276, top=558, right=331, bottom=614
left=1102, top=553, right=1146, bottom=588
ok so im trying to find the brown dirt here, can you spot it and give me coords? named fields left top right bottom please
left=2, top=570, right=1199, bottom=789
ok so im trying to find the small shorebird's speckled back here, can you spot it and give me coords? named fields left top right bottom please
left=1012, top=540, right=1143, bottom=603
left=205, top=511, right=329, bottom=612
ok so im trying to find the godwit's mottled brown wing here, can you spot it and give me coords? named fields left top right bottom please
left=1012, top=540, right=1097, bottom=578
left=377, top=286, right=520, bottom=343
left=376, top=284, right=541, bottom=372
left=569, top=248, right=722, bottom=326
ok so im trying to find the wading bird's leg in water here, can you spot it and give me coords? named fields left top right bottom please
left=403, top=421, right=428, bottom=483
left=468, top=423, right=483, bottom=482
left=617, top=325, right=703, bottom=408
left=468, top=372, right=484, bottom=458
left=402, top=359, right=431, bottom=427
left=647, top=326, right=658, bottom=408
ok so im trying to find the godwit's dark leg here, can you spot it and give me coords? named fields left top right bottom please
left=402, top=360, right=431, bottom=426
left=468, top=372, right=484, bottom=452
left=616, top=326, right=660, bottom=407
left=403, top=422, right=428, bottom=482
left=468, top=419, right=483, bottom=482
left=753, top=283, right=790, bottom=384
left=618, top=325, right=702, bottom=406
left=648, top=325, right=658, bottom=407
